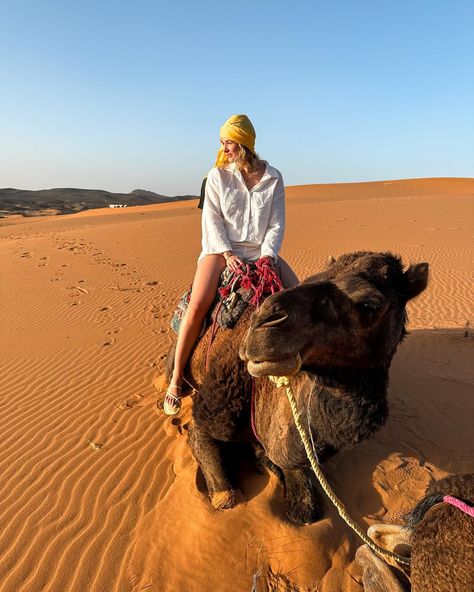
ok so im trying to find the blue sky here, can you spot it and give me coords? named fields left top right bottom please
left=1, top=0, right=473, bottom=195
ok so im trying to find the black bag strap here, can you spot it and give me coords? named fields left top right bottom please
left=197, top=177, right=207, bottom=209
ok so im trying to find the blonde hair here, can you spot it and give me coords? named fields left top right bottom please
left=234, top=144, right=264, bottom=174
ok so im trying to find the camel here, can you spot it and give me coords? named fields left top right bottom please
left=356, top=473, right=474, bottom=592
left=165, top=251, right=429, bottom=523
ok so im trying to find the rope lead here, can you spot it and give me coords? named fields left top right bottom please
left=268, top=374, right=411, bottom=567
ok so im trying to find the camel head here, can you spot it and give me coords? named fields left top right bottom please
left=240, top=252, right=428, bottom=377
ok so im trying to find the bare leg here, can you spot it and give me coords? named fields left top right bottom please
left=277, top=256, right=299, bottom=288
left=166, top=255, right=226, bottom=408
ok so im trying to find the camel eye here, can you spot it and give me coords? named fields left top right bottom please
left=357, top=301, right=381, bottom=315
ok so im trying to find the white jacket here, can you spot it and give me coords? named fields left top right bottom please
left=199, top=161, right=285, bottom=262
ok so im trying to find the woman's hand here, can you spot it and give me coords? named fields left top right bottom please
left=260, top=256, right=275, bottom=268
left=225, top=254, right=244, bottom=271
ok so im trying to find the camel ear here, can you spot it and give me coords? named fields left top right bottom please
left=327, top=255, right=336, bottom=267
left=403, top=262, right=429, bottom=301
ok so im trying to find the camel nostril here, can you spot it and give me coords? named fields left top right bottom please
left=258, top=312, right=289, bottom=328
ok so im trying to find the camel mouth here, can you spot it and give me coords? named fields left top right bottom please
left=247, top=353, right=302, bottom=378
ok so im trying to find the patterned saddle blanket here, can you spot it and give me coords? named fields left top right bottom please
left=170, top=258, right=283, bottom=335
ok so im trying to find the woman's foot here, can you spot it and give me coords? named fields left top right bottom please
left=163, top=385, right=182, bottom=416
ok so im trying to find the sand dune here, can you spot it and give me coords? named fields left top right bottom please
left=0, top=186, right=196, bottom=217
left=0, top=177, right=473, bottom=591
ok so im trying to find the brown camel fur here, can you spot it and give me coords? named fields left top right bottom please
left=356, top=473, right=474, bottom=592
left=165, top=251, right=429, bottom=523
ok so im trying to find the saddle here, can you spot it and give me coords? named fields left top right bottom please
left=170, top=257, right=283, bottom=335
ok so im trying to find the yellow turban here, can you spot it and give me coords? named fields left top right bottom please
left=214, top=114, right=256, bottom=168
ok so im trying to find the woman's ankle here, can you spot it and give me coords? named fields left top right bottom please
left=169, top=376, right=183, bottom=391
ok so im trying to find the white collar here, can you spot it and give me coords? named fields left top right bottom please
left=223, top=161, right=279, bottom=181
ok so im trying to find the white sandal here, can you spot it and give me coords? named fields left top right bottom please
left=163, top=386, right=182, bottom=416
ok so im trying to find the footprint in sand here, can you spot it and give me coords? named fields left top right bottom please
left=116, top=394, right=144, bottom=410
left=152, top=327, right=168, bottom=335
left=99, top=305, right=112, bottom=311
left=100, top=337, right=115, bottom=347
left=161, top=417, right=190, bottom=437
left=172, top=418, right=190, bottom=435
left=106, top=326, right=123, bottom=335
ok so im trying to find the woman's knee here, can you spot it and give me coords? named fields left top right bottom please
left=186, top=296, right=213, bottom=320
left=187, top=256, right=225, bottom=318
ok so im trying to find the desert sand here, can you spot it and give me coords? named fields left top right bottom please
left=0, top=177, right=473, bottom=591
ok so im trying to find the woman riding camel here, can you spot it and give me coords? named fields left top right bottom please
left=164, top=113, right=299, bottom=415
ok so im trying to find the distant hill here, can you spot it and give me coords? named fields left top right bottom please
left=0, top=187, right=198, bottom=217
